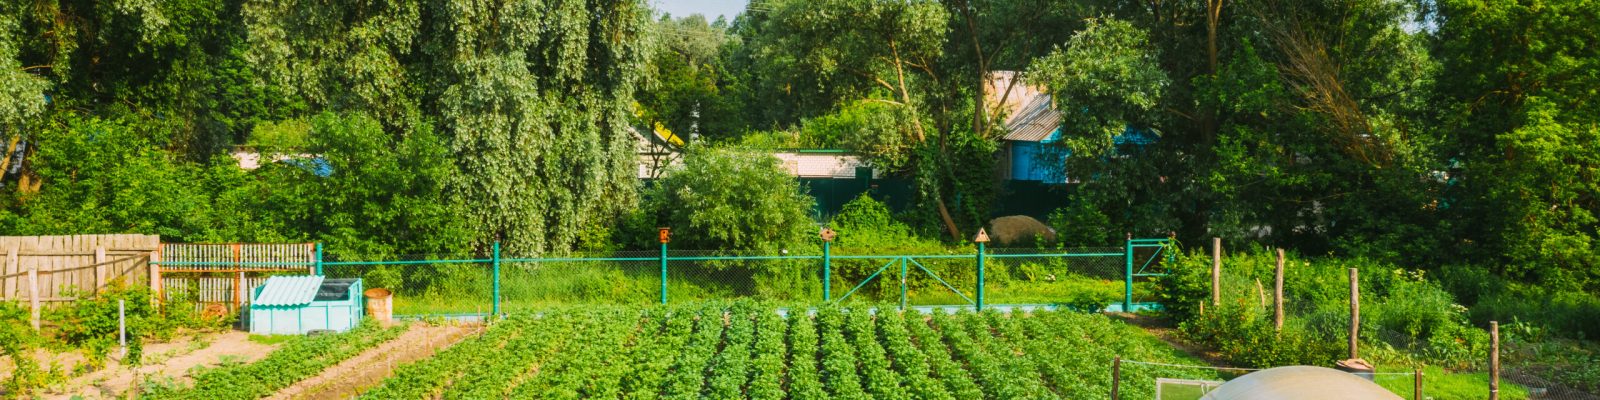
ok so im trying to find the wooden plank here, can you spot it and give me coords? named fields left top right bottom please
left=29, top=262, right=39, bottom=331
left=5, top=247, right=16, bottom=299
left=95, top=246, right=107, bottom=294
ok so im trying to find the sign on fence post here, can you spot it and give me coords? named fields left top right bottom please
left=974, top=229, right=989, bottom=311
left=659, top=228, right=670, bottom=305
left=492, top=241, right=502, bottom=316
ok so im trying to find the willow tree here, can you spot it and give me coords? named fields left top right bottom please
left=243, top=0, right=652, bottom=255
left=423, top=0, right=651, bottom=255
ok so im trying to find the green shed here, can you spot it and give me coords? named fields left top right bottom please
left=249, top=275, right=364, bottom=335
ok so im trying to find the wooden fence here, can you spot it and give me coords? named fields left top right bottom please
left=0, top=235, right=160, bottom=330
left=0, top=235, right=160, bottom=301
left=156, top=243, right=316, bottom=310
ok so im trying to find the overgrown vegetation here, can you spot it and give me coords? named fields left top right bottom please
left=1159, top=248, right=1489, bottom=369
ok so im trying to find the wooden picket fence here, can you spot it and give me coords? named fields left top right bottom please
left=155, top=243, right=317, bottom=311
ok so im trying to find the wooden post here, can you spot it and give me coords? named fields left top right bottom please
left=1274, top=248, right=1285, bottom=331
left=1111, top=356, right=1121, bottom=400
left=1414, top=368, right=1423, bottom=400
left=95, top=246, right=107, bottom=294
left=1490, top=321, right=1500, bottom=400
left=233, top=244, right=243, bottom=310
left=1349, top=268, right=1360, bottom=360
left=6, top=247, right=16, bottom=302
left=28, top=263, right=40, bottom=332
left=1211, top=237, right=1222, bottom=307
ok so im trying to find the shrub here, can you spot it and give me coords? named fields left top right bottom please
left=0, top=302, right=61, bottom=395
left=643, top=146, right=816, bottom=253
left=1160, top=247, right=1488, bottom=368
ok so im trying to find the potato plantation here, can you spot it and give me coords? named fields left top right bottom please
left=359, top=304, right=1204, bottom=399
left=127, top=304, right=1209, bottom=399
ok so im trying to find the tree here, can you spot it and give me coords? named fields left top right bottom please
left=242, top=0, right=655, bottom=255
left=1431, top=0, right=1600, bottom=291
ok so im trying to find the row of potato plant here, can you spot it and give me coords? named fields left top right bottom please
left=142, top=322, right=406, bottom=400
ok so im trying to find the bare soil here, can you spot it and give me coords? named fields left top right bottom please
left=266, top=322, right=478, bottom=400
left=44, top=331, right=280, bottom=399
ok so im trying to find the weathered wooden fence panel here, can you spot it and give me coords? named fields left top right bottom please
left=0, top=234, right=160, bottom=303
left=158, top=243, right=315, bottom=310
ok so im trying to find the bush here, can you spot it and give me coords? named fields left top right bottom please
left=47, top=282, right=229, bottom=369
left=0, top=302, right=61, bottom=395
left=643, top=146, right=816, bottom=253
left=1180, top=300, right=1342, bottom=367
left=1159, top=247, right=1488, bottom=368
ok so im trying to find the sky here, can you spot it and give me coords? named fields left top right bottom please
left=652, top=0, right=750, bottom=21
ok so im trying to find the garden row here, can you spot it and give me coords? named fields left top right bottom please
left=360, top=303, right=1213, bottom=399
left=138, top=322, right=408, bottom=400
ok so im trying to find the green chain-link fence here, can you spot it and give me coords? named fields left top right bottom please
left=158, top=238, right=1176, bottom=317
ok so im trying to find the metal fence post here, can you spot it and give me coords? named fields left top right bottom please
left=899, top=257, right=908, bottom=310
left=659, top=241, right=668, bottom=305
left=976, top=244, right=986, bottom=311
left=1124, top=237, right=1134, bottom=312
left=659, top=227, right=670, bottom=305
left=974, top=228, right=990, bottom=311
left=823, top=240, right=832, bottom=302
left=492, top=241, right=501, bottom=316
left=314, top=242, right=324, bottom=276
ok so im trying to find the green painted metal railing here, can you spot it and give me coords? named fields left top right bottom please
left=152, top=237, right=1176, bottom=316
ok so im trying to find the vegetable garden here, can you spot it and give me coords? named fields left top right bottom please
left=363, top=303, right=1210, bottom=399
left=125, top=303, right=1213, bottom=399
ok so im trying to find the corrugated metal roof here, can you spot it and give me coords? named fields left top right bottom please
left=1003, top=95, right=1062, bottom=142
left=253, top=275, right=325, bottom=307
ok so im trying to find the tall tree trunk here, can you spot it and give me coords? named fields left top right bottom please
left=892, top=38, right=964, bottom=240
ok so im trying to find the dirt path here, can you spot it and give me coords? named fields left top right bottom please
left=50, top=331, right=280, bottom=399
left=267, top=322, right=478, bottom=400
left=1107, top=312, right=1235, bottom=367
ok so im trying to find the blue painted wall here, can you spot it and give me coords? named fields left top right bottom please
left=1009, top=131, right=1068, bottom=184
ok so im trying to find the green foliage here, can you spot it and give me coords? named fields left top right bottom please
left=0, top=12, right=47, bottom=130
left=0, top=302, right=61, bottom=396
left=257, top=112, right=470, bottom=261
left=1047, top=196, right=1116, bottom=247
left=828, top=193, right=940, bottom=252
left=1027, top=17, right=1168, bottom=157
left=47, top=283, right=158, bottom=367
left=364, top=304, right=1212, bottom=398
left=244, top=119, right=310, bottom=151
left=2, top=114, right=231, bottom=241
left=644, top=146, right=815, bottom=253
left=1162, top=248, right=1489, bottom=368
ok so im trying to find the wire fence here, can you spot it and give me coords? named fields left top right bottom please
left=157, top=238, right=1178, bottom=317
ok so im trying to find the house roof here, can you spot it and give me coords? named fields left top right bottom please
left=1002, top=94, right=1062, bottom=142
left=253, top=275, right=325, bottom=307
